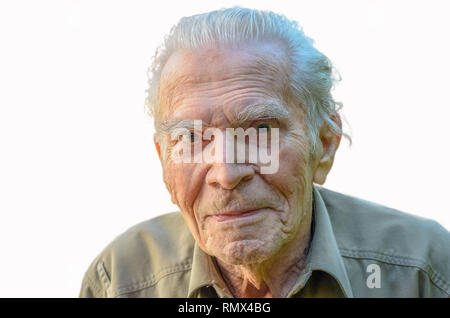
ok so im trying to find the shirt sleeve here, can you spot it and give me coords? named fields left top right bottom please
left=79, top=260, right=108, bottom=298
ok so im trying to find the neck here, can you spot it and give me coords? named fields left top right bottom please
left=216, top=206, right=313, bottom=298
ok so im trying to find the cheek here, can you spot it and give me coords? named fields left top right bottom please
left=264, top=138, right=312, bottom=198
left=163, top=162, right=206, bottom=212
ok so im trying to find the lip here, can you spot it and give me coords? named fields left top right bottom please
left=211, top=208, right=265, bottom=222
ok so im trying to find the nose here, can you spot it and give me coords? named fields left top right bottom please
left=205, top=163, right=255, bottom=190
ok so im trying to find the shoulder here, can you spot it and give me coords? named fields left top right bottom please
left=79, top=212, right=195, bottom=297
left=317, top=187, right=449, bottom=256
left=317, top=186, right=450, bottom=296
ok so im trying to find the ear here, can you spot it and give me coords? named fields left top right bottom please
left=153, top=133, right=163, bottom=162
left=313, top=115, right=342, bottom=185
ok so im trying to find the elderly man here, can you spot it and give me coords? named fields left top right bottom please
left=79, top=7, right=449, bottom=298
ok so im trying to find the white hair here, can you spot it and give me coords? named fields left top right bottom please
left=146, top=7, right=346, bottom=152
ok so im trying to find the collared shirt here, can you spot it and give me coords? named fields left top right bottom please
left=79, top=186, right=450, bottom=298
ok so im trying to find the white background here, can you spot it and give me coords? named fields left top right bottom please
left=0, top=0, right=449, bottom=297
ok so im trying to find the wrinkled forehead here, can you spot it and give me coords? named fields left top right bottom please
left=159, top=41, right=288, bottom=87
left=157, top=41, right=290, bottom=124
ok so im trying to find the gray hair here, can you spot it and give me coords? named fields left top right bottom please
left=146, top=7, right=346, bottom=152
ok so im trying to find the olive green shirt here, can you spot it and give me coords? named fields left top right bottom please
left=79, top=186, right=450, bottom=297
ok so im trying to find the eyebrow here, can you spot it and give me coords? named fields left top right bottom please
left=233, top=100, right=289, bottom=126
left=158, top=119, right=197, bottom=134
left=158, top=100, right=289, bottom=134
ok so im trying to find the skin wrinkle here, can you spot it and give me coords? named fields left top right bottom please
left=154, top=41, right=341, bottom=298
left=158, top=42, right=289, bottom=120
left=166, top=82, right=280, bottom=122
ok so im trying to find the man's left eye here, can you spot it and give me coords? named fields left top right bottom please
left=256, top=123, right=272, bottom=131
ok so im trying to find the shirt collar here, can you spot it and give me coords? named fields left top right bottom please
left=188, top=241, right=232, bottom=298
left=300, top=185, right=353, bottom=297
left=187, top=185, right=353, bottom=298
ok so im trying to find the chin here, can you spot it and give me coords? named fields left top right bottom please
left=216, top=239, right=274, bottom=265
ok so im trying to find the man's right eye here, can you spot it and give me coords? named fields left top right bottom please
left=179, top=132, right=201, bottom=143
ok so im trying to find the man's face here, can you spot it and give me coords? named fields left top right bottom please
left=156, top=42, right=324, bottom=265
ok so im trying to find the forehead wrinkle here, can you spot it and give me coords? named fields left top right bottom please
left=158, top=73, right=197, bottom=115
left=160, top=43, right=288, bottom=98
left=163, top=64, right=280, bottom=105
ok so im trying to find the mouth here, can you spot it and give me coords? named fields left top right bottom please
left=211, top=208, right=265, bottom=222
